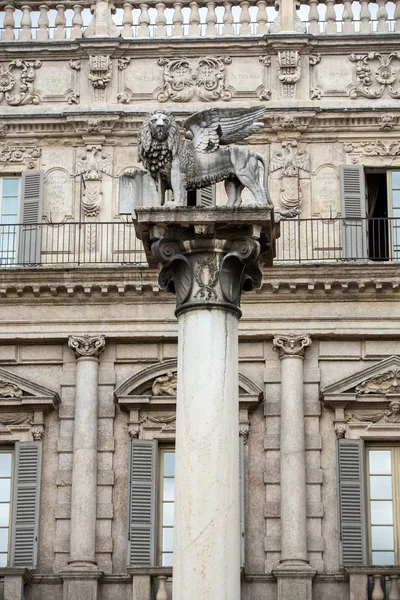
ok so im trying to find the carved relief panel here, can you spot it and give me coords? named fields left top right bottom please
left=0, top=60, right=41, bottom=106
left=309, top=54, right=353, bottom=99
left=44, top=168, right=74, bottom=223
left=34, top=59, right=80, bottom=104
left=349, top=52, right=400, bottom=99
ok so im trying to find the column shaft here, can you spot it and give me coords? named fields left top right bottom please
left=280, top=355, right=307, bottom=563
left=173, top=307, right=240, bottom=600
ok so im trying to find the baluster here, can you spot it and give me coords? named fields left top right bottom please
left=188, top=1, right=201, bottom=37
left=19, top=5, right=32, bottom=41
left=308, top=0, right=319, bottom=33
left=359, top=0, right=371, bottom=32
left=138, top=3, right=150, bottom=37
left=71, top=4, right=83, bottom=38
left=54, top=4, right=66, bottom=39
left=122, top=1, right=133, bottom=37
left=155, top=2, right=167, bottom=36
left=240, top=0, right=251, bottom=35
left=205, top=1, right=217, bottom=35
left=372, top=575, right=385, bottom=600
left=342, top=0, right=354, bottom=33
left=37, top=5, right=49, bottom=40
left=222, top=1, right=234, bottom=35
left=388, top=575, right=400, bottom=600
left=2, top=4, right=16, bottom=40
left=172, top=2, right=184, bottom=36
left=395, top=0, right=400, bottom=30
left=156, top=576, right=168, bottom=600
left=256, top=0, right=268, bottom=34
left=325, top=0, right=336, bottom=33
left=376, top=0, right=389, bottom=32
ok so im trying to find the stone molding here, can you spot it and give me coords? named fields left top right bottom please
left=68, top=335, right=106, bottom=358
left=272, top=334, right=311, bottom=359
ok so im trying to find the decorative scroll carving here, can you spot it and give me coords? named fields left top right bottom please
left=355, top=369, right=400, bottom=395
left=0, top=381, right=23, bottom=398
left=69, top=59, right=81, bottom=71
left=239, top=427, right=250, bottom=445
left=344, top=140, right=400, bottom=157
left=0, top=60, right=41, bottom=106
left=0, top=145, right=41, bottom=165
left=349, top=52, right=400, bottom=99
left=88, top=55, right=112, bottom=102
left=118, top=58, right=131, bottom=71
left=277, top=51, right=301, bottom=98
left=152, top=372, right=178, bottom=396
left=0, top=413, right=31, bottom=425
left=348, top=401, right=400, bottom=424
left=68, top=335, right=106, bottom=358
left=272, top=334, right=312, bottom=359
left=157, top=56, right=233, bottom=102
left=270, top=142, right=310, bottom=177
left=141, top=414, right=176, bottom=431
left=309, top=54, right=321, bottom=66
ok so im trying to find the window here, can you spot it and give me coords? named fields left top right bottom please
left=0, top=451, right=13, bottom=567
left=159, top=449, right=175, bottom=567
left=340, top=166, right=400, bottom=261
left=128, top=439, right=244, bottom=569
left=366, top=447, right=400, bottom=565
left=0, top=177, right=20, bottom=266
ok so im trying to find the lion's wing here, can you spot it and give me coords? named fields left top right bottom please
left=184, top=107, right=266, bottom=153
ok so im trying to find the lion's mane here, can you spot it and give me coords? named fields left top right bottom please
left=138, top=110, right=181, bottom=184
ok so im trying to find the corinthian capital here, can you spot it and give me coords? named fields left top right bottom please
left=68, top=335, right=105, bottom=358
left=273, top=334, right=311, bottom=359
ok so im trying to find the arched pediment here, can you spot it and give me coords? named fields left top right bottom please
left=115, top=359, right=263, bottom=412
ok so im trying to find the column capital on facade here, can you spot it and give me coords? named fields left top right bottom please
left=134, top=207, right=277, bottom=317
left=68, top=335, right=105, bottom=359
left=272, top=334, right=311, bottom=359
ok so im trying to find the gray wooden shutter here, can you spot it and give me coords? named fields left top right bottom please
left=128, top=439, right=158, bottom=566
left=239, top=435, right=245, bottom=568
left=337, top=438, right=367, bottom=565
left=197, top=185, right=215, bottom=207
left=17, top=170, right=44, bottom=265
left=10, top=441, right=42, bottom=568
left=340, top=165, right=368, bottom=260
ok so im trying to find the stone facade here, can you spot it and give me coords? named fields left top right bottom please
left=1, top=1, right=400, bottom=599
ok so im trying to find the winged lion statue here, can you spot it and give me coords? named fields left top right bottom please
left=137, top=106, right=272, bottom=208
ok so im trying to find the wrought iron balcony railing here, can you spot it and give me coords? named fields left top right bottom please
left=0, top=217, right=398, bottom=269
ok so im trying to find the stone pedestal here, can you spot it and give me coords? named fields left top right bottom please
left=1, top=569, right=33, bottom=600
left=135, top=206, right=276, bottom=600
left=61, top=335, right=105, bottom=600
left=273, top=334, right=315, bottom=600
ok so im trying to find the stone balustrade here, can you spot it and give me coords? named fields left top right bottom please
left=347, top=567, right=400, bottom=600
left=2, top=0, right=399, bottom=40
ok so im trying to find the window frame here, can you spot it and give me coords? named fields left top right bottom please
left=366, top=443, right=400, bottom=566
left=157, top=445, right=175, bottom=568
left=0, top=175, right=21, bottom=267
left=0, top=448, right=14, bottom=568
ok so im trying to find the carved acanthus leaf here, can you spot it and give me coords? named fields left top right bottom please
left=344, top=140, right=400, bottom=157
left=152, top=372, right=177, bottom=396
left=157, top=56, right=233, bottom=103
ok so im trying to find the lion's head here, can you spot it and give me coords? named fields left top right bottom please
left=138, top=110, right=181, bottom=181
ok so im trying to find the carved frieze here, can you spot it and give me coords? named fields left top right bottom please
left=0, top=145, right=41, bottom=169
left=272, top=334, right=312, bottom=358
left=349, top=52, right=400, bottom=99
left=157, top=56, right=233, bottom=102
left=141, top=414, right=176, bottom=432
left=344, top=140, right=400, bottom=157
left=348, top=401, right=400, bottom=424
left=355, top=369, right=400, bottom=395
left=378, top=115, right=397, bottom=130
left=88, top=55, right=112, bottom=102
left=276, top=51, right=301, bottom=99
left=0, top=60, right=41, bottom=106
left=152, top=372, right=177, bottom=396
left=68, top=335, right=106, bottom=358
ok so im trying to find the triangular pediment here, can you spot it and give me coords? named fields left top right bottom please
left=322, top=355, right=400, bottom=400
left=0, top=367, right=59, bottom=412
left=115, top=359, right=263, bottom=411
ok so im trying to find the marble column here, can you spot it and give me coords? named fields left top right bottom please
left=272, top=334, right=315, bottom=600
left=67, top=334, right=105, bottom=568
left=134, top=207, right=276, bottom=600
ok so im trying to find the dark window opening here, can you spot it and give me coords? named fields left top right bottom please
left=186, top=189, right=197, bottom=207
left=365, top=171, right=389, bottom=261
